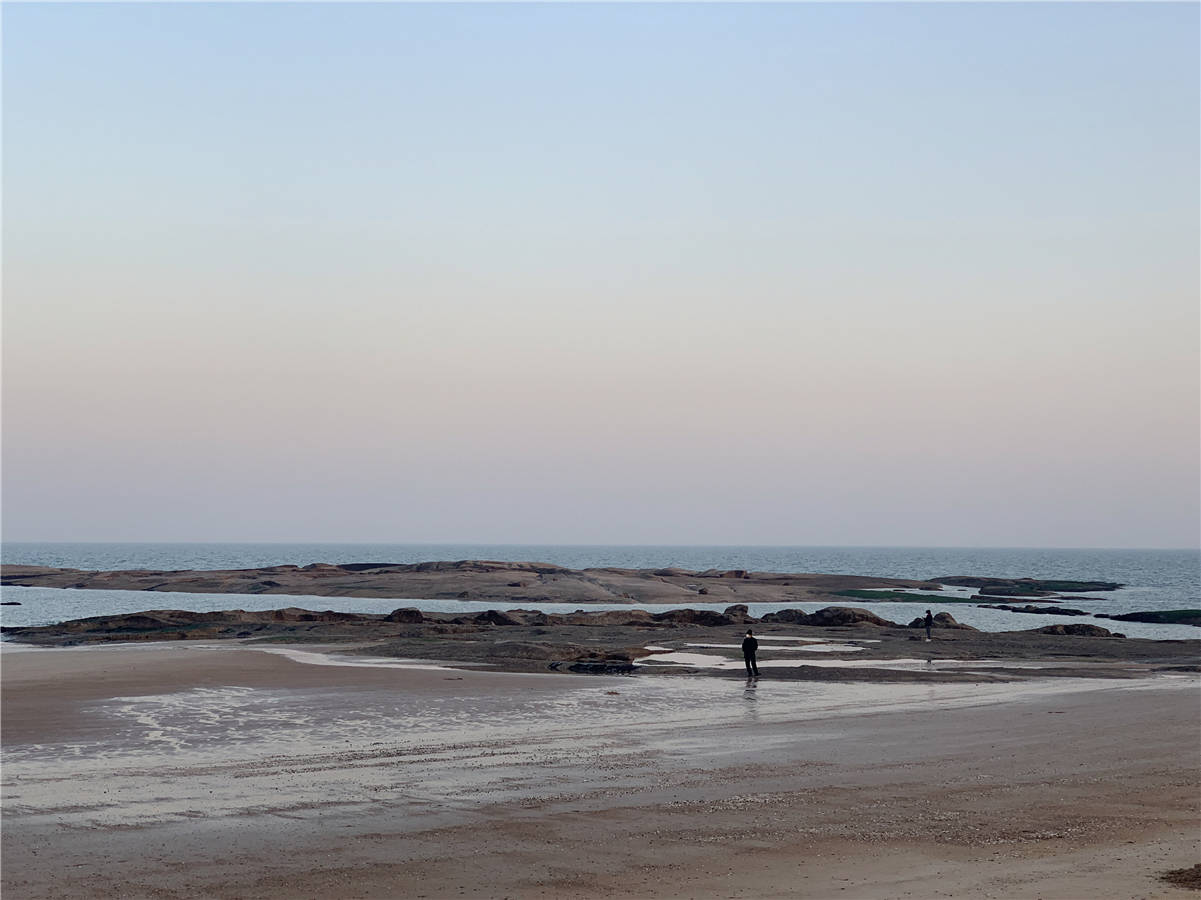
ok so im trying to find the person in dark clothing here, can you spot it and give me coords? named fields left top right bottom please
left=742, top=629, right=760, bottom=677
left=924, top=610, right=934, bottom=641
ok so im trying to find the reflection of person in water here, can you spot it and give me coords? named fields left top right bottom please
left=924, top=609, right=934, bottom=641
left=742, top=629, right=760, bottom=677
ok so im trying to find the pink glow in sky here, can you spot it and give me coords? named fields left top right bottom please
left=3, top=4, right=1198, bottom=547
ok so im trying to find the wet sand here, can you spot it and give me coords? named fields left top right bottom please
left=2, top=643, right=1198, bottom=899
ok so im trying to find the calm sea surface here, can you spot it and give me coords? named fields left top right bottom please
left=2, top=543, right=1198, bottom=640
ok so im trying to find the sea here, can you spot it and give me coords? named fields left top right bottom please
left=1, top=543, right=1198, bottom=641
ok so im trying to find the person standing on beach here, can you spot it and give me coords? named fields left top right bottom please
left=924, top=610, right=934, bottom=641
left=742, top=629, right=760, bottom=677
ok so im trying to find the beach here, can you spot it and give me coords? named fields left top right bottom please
left=3, top=641, right=1197, bottom=899
left=7, top=0, right=1198, bottom=894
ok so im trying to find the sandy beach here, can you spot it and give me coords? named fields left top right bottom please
left=2, top=641, right=1197, bottom=899
left=7, top=0, right=1198, bottom=895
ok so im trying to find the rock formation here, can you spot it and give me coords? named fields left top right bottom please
left=906, top=612, right=978, bottom=631
left=0, top=561, right=943, bottom=605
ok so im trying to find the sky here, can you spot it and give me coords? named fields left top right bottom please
left=3, top=2, right=1198, bottom=548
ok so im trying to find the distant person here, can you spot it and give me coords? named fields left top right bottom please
left=742, top=629, right=759, bottom=677
left=924, top=610, right=934, bottom=641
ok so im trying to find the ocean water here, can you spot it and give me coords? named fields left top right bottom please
left=2, top=543, right=1198, bottom=639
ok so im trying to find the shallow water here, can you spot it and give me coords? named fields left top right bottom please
left=4, top=643, right=1188, bottom=769
left=684, top=642, right=829, bottom=649
left=3, top=544, right=1198, bottom=640
left=259, top=647, right=493, bottom=670
left=4, top=636, right=1196, bottom=841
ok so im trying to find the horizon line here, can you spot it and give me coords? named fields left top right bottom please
left=2, top=540, right=1198, bottom=553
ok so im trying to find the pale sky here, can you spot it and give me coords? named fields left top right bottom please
left=3, top=2, right=1198, bottom=548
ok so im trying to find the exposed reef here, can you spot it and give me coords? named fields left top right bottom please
left=4, top=603, right=1195, bottom=683
left=980, top=604, right=1092, bottom=617
left=1097, top=609, right=1201, bottom=627
left=0, top=561, right=944, bottom=605
left=0, top=562, right=1132, bottom=606
left=935, top=576, right=1122, bottom=597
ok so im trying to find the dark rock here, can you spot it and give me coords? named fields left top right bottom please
left=976, top=587, right=1056, bottom=598
left=1160, top=864, right=1201, bottom=890
left=980, top=604, right=1091, bottom=616
left=970, top=595, right=1060, bottom=604
left=804, top=607, right=897, bottom=627
left=1028, top=623, right=1115, bottom=637
left=473, top=610, right=522, bottom=626
left=411, top=560, right=569, bottom=575
left=651, top=609, right=733, bottom=626
left=761, top=607, right=899, bottom=628
left=564, top=660, right=636, bottom=675
left=760, top=608, right=809, bottom=624
left=722, top=604, right=753, bottom=623
left=1105, top=609, right=1201, bottom=626
left=384, top=608, right=424, bottom=624
left=906, top=612, right=978, bottom=631
left=936, top=576, right=1121, bottom=593
left=0, top=601, right=21, bottom=606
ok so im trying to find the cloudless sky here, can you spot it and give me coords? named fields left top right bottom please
left=3, top=2, right=1198, bottom=547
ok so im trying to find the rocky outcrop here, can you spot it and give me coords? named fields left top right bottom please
left=564, top=660, right=637, bottom=674
left=761, top=607, right=898, bottom=628
left=936, top=576, right=1121, bottom=594
left=969, top=595, right=1059, bottom=603
left=759, top=609, right=809, bottom=625
left=7, top=604, right=1196, bottom=681
left=906, top=612, right=978, bottom=631
left=0, top=562, right=943, bottom=606
left=0, top=603, right=759, bottom=646
left=980, top=604, right=1091, bottom=616
left=1028, top=623, right=1116, bottom=637
left=650, top=609, right=734, bottom=626
left=1160, top=864, right=1201, bottom=890
left=1097, top=610, right=1201, bottom=627
left=471, top=610, right=524, bottom=626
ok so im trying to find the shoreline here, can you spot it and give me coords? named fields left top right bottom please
left=3, top=600, right=1197, bottom=681
left=3, top=641, right=1197, bottom=898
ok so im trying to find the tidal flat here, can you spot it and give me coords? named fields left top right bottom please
left=3, top=561, right=1198, bottom=898
left=2, top=638, right=1197, bottom=899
